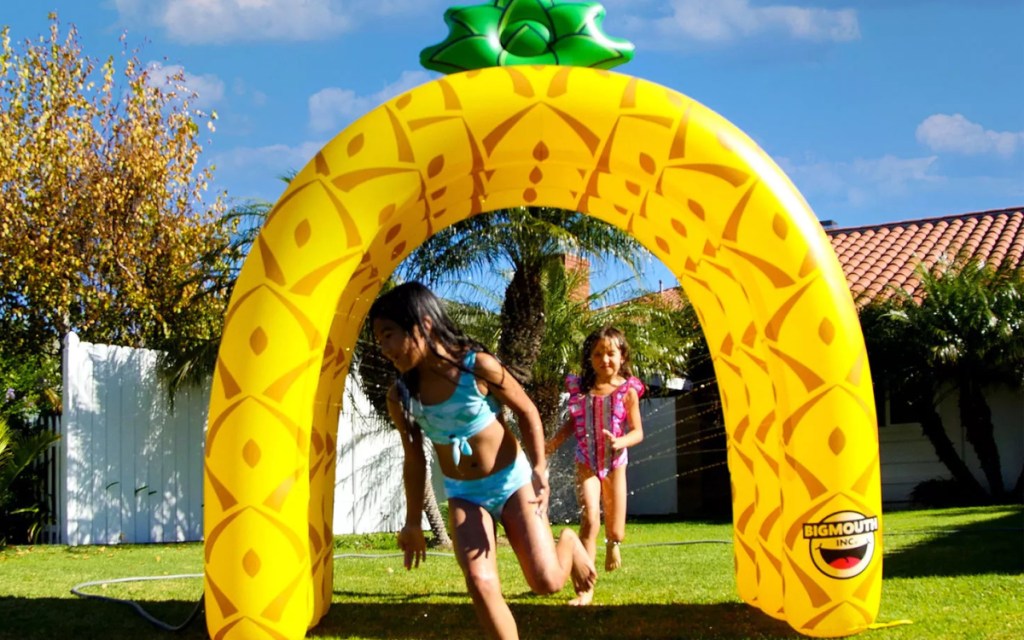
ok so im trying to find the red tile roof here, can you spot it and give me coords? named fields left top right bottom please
left=827, top=207, right=1024, bottom=305
left=639, top=206, right=1024, bottom=309
left=651, top=287, right=685, bottom=308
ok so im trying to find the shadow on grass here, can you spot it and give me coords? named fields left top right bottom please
left=311, top=600, right=804, bottom=639
left=883, top=508, right=1024, bottom=578
left=0, top=596, right=806, bottom=640
left=0, top=597, right=209, bottom=640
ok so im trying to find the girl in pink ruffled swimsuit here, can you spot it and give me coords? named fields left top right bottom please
left=546, top=326, right=645, bottom=605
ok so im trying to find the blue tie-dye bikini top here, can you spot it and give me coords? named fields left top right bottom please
left=407, top=350, right=500, bottom=465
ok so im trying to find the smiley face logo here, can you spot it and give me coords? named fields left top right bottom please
left=802, top=510, right=878, bottom=579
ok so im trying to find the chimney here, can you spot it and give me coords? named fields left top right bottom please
left=561, top=254, right=590, bottom=302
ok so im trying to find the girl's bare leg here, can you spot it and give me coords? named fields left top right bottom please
left=567, top=466, right=601, bottom=604
left=575, top=465, right=602, bottom=560
left=450, top=498, right=518, bottom=640
left=500, top=483, right=597, bottom=605
left=601, top=465, right=628, bottom=571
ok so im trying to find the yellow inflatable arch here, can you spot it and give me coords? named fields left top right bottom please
left=203, top=65, right=883, bottom=640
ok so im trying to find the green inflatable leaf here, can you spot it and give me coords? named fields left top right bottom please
left=420, top=0, right=635, bottom=74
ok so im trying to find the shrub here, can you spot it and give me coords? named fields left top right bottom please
left=911, top=477, right=986, bottom=508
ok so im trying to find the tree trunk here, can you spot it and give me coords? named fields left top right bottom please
left=532, top=379, right=564, bottom=438
left=422, top=481, right=451, bottom=549
left=913, top=392, right=989, bottom=500
left=420, top=439, right=451, bottom=548
left=497, top=264, right=545, bottom=384
left=958, top=378, right=1005, bottom=497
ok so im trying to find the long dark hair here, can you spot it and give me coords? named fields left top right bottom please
left=368, top=281, right=489, bottom=396
left=579, top=326, right=632, bottom=394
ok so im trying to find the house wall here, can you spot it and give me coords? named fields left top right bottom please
left=623, top=384, right=1023, bottom=514
left=985, top=387, right=1024, bottom=492
left=627, top=396, right=679, bottom=515
left=879, top=385, right=1023, bottom=506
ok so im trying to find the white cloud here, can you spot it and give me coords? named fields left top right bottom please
left=112, top=0, right=147, bottom=21
left=214, top=140, right=328, bottom=181
left=212, top=69, right=435, bottom=199
left=146, top=62, right=226, bottom=109
left=115, top=0, right=352, bottom=44
left=916, top=113, right=1024, bottom=157
left=849, top=155, right=942, bottom=193
left=780, top=153, right=941, bottom=208
left=308, top=70, right=433, bottom=133
left=625, top=0, right=859, bottom=48
left=308, top=88, right=364, bottom=133
left=208, top=139, right=329, bottom=201
left=114, top=0, right=439, bottom=44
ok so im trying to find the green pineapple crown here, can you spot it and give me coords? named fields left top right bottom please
left=420, top=0, right=635, bottom=74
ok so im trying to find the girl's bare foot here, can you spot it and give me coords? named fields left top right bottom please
left=570, top=539, right=597, bottom=599
left=605, top=540, right=622, bottom=572
left=569, top=587, right=594, bottom=606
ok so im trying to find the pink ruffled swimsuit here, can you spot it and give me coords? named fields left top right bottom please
left=566, top=375, right=645, bottom=479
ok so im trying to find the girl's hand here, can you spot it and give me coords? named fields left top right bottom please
left=530, top=468, right=550, bottom=517
left=603, top=429, right=624, bottom=451
left=397, top=525, right=427, bottom=570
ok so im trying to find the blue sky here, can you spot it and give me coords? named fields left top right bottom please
left=4, top=0, right=1023, bottom=295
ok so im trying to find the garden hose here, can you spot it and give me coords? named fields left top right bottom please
left=66, top=552, right=456, bottom=632
left=69, top=574, right=205, bottom=632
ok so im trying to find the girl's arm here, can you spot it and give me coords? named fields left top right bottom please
left=545, top=417, right=574, bottom=458
left=386, top=383, right=428, bottom=569
left=476, top=352, right=546, bottom=467
left=605, top=387, right=645, bottom=451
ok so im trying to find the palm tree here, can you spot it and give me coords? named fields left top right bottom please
left=399, top=206, right=649, bottom=385
left=904, top=258, right=1023, bottom=498
left=0, top=416, right=61, bottom=545
left=859, top=298, right=989, bottom=500
left=860, top=258, right=1024, bottom=500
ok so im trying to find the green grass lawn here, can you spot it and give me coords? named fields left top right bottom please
left=0, top=505, right=1020, bottom=639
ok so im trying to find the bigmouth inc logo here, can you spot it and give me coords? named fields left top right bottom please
left=802, top=510, right=878, bottom=579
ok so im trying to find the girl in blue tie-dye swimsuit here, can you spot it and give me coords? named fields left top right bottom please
left=369, top=282, right=596, bottom=639
left=546, top=326, right=645, bottom=605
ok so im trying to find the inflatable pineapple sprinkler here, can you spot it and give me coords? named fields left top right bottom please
left=202, top=2, right=884, bottom=639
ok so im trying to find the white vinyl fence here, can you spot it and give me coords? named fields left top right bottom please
left=59, top=333, right=205, bottom=544
left=57, top=333, right=408, bottom=545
